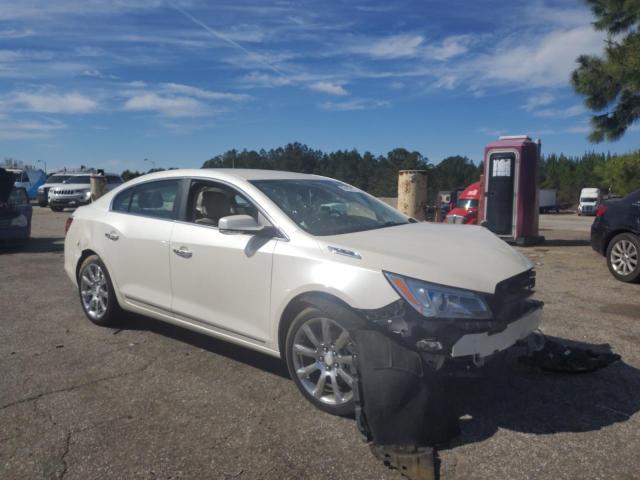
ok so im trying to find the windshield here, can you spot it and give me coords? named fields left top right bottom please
left=46, top=175, right=71, bottom=184
left=64, top=175, right=91, bottom=184
left=456, top=198, right=479, bottom=209
left=251, top=179, right=410, bottom=236
left=581, top=197, right=597, bottom=203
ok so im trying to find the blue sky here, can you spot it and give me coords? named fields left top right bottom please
left=0, top=0, right=638, bottom=172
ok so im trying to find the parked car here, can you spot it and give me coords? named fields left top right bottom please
left=37, top=172, right=74, bottom=207
left=578, top=187, right=601, bottom=216
left=49, top=173, right=123, bottom=212
left=6, top=167, right=46, bottom=200
left=64, top=169, right=542, bottom=415
left=591, top=189, right=640, bottom=283
left=445, top=181, right=480, bottom=224
left=0, top=187, right=33, bottom=247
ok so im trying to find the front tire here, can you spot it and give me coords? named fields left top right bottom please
left=50, top=206, right=63, bottom=212
left=607, top=233, right=640, bottom=283
left=285, top=306, right=358, bottom=417
left=77, top=255, right=123, bottom=326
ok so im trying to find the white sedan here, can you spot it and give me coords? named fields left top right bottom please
left=64, top=169, right=542, bottom=416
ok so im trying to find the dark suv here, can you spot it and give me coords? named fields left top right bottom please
left=591, top=189, right=640, bottom=283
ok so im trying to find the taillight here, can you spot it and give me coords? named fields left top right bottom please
left=64, top=216, right=74, bottom=234
left=596, top=205, right=608, bottom=217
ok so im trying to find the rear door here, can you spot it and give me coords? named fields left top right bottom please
left=169, top=179, right=276, bottom=344
left=486, top=152, right=516, bottom=235
left=100, top=179, right=182, bottom=312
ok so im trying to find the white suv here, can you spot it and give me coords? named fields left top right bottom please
left=64, top=169, right=542, bottom=416
left=49, top=173, right=123, bottom=212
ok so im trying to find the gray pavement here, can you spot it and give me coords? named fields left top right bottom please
left=1, top=208, right=639, bottom=480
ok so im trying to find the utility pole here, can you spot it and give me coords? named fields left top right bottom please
left=144, top=158, right=156, bottom=171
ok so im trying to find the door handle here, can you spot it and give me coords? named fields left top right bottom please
left=173, top=246, right=193, bottom=258
left=105, top=231, right=119, bottom=241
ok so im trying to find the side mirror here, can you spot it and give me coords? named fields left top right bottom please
left=218, top=214, right=276, bottom=236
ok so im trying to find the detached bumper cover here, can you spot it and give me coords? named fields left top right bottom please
left=450, top=306, right=542, bottom=358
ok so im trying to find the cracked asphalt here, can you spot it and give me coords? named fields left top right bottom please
left=2, top=208, right=640, bottom=480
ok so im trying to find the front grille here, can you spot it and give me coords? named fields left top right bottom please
left=494, top=269, right=536, bottom=298
left=447, top=215, right=464, bottom=224
left=489, top=269, right=537, bottom=325
left=52, top=189, right=80, bottom=195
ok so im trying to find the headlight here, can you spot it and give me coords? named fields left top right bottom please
left=79, top=189, right=91, bottom=198
left=384, top=272, right=492, bottom=319
left=10, top=214, right=28, bottom=227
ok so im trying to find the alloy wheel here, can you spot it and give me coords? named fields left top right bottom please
left=611, top=239, right=638, bottom=276
left=291, top=317, right=355, bottom=406
left=80, top=263, right=109, bottom=320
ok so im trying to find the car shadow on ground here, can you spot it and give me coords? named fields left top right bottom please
left=119, top=313, right=290, bottom=379
left=0, top=236, right=64, bottom=254
left=441, top=337, right=640, bottom=449
left=540, top=239, right=591, bottom=247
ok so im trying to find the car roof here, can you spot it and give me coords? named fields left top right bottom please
left=62, top=172, right=120, bottom=177
left=128, top=169, right=328, bottom=183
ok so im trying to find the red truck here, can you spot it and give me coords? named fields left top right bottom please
left=445, top=181, right=481, bottom=225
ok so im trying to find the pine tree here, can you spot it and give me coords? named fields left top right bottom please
left=571, top=0, right=640, bottom=142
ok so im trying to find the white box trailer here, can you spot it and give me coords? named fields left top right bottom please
left=538, top=189, right=558, bottom=213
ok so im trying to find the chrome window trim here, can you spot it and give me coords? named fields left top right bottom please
left=108, top=175, right=290, bottom=242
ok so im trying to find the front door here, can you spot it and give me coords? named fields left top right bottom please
left=486, top=152, right=516, bottom=235
left=169, top=179, right=276, bottom=344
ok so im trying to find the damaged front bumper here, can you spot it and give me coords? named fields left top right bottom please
left=358, top=296, right=543, bottom=372
left=350, top=270, right=543, bottom=478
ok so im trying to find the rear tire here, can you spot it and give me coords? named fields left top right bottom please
left=77, top=255, right=123, bottom=326
left=607, top=233, right=640, bottom=283
left=285, top=305, right=361, bottom=417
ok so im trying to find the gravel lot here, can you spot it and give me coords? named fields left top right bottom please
left=1, top=208, right=639, bottom=480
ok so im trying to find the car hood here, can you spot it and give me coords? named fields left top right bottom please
left=317, top=222, right=532, bottom=294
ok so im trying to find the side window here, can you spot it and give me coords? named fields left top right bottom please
left=112, top=188, right=134, bottom=212
left=186, top=181, right=260, bottom=227
left=129, top=180, right=180, bottom=219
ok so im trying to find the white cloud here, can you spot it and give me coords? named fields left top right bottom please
left=81, top=69, right=118, bottom=79
left=0, top=28, right=34, bottom=38
left=8, top=90, right=98, bottom=113
left=123, top=93, right=209, bottom=117
left=471, top=25, right=604, bottom=88
left=425, top=35, right=471, bottom=61
left=161, top=83, right=251, bottom=102
left=309, top=81, right=348, bottom=96
left=320, top=98, right=388, bottom=111
left=0, top=116, right=66, bottom=140
left=352, top=34, right=424, bottom=59
left=524, top=93, right=555, bottom=111
left=535, top=104, right=585, bottom=118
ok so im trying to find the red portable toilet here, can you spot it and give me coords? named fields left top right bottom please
left=482, top=135, right=544, bottom=245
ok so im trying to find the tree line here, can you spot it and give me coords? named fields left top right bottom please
left=120, top=143, right=640, bottom=206
left=200, top=143, right=481, bottom=204
left=541, top=150, right=640, bottom=204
